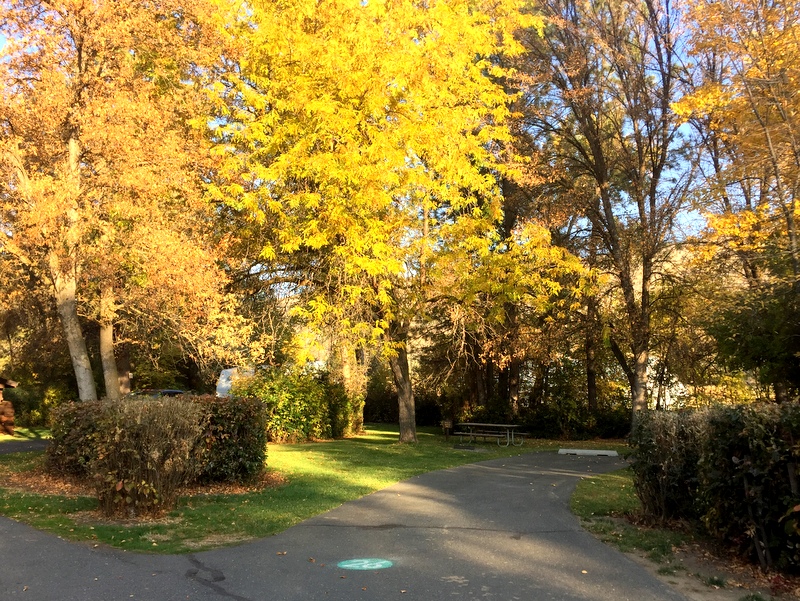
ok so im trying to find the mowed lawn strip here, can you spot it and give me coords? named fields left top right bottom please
left=571, top=467, right=687, bottom=563
left=0, top=427, right=51, bottom=441
left=0, top=425, right=627, bottom=554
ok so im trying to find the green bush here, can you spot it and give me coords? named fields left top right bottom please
left=520, top=403, right=631, bottom=440
left=91, top=397, right=205, bottom=518
left=592, top=405, right=632, bottom=438
left=628, top=409, right=704, bottom=522
left=191, top=394, right=268, bottom=483
left=233, top=368, right=360, bottom=442
left=629, top=404, right=800, bottom=572
left=322, top=374, right=358, bottom=438
left=10, top=384, right=72, bottom=427
left=697, top=404, right=800, bottom=571
left=364, top=360, right=399, bottom=424
left=521, top=400, right=583, bottom=439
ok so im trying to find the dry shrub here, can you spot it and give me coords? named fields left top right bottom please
left=48, top=395, right=270, bottom=517
left=90, top=397, right=205, bottom=518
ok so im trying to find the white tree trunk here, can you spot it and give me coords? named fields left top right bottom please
left=51, top=256, right=97, bottom=402
left=99, top=286, right=120, bottom=400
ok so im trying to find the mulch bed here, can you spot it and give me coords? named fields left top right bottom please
left=1, top=464, right=286, bottom=499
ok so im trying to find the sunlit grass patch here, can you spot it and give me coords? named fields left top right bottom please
left=571, top=467, right=640, bottom=518
left=572, top=467, right=687, bottom=564
left=0, top=427, right=51, bottom=442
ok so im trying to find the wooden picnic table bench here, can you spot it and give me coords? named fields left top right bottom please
left=454, top=422, right=525, bottom=447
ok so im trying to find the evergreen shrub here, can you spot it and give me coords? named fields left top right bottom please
left=629, top=404, right=800, bottom=572
left=192, top=394, right=268, bottom=483
left=232, top=368, right=360, bottom=442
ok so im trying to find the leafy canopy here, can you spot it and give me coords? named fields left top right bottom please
left=210, top=0, right=542, bottom=341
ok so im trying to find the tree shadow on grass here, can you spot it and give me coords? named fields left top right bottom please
left=0, top=427, right=50, bottom=441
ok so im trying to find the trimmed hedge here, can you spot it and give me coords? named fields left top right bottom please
left=628, top=409, right=704, bottom=522
left=629, top=404, right=800, bottom=572
left=91, top=397, right=205, bottom=517
left=192, top=394, right=268, bottom=483
left=232, top=369, right=361, bottom=442
left=47, top=395, right=269, bottom=516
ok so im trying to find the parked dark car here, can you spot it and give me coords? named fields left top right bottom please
left=129, top=389, right=187, bottom=397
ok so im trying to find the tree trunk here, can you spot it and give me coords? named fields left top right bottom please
left=774, top=381, right=790, bottom=404
left=474, top=363, right=487, bottom=407
left=585, top=239, right=600, bottom=414
left=585, top=293, right=600, bottom=414
left=99, top=286, right=120, bottom=400
left=631, top=348, right=649, bottom=414
left=50, top=134, right=97, bottom=401
left=388, top=320, right=417, bottom=443
left=532, top=363, right=548, bottom=406
left=4, top=329, right=14, bottom=372
left=99, top=321, right=120, bottom=400
left=654, top=361, right=668, bottom=410
left=609, top=334, right=649, bottom=417
left=508, top=358, right=521, bottom=417
left=116, top=343, right=132, bottom=396
left=50, top=256, right=97, bottom=402
left=586, top=339, right=598, bottom=413
left=484, top=359, right=499, bottom=415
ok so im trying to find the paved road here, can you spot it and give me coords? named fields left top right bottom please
left=0, top=439, right=49, bottom=454
left=0, top=451, right=687, bottom=601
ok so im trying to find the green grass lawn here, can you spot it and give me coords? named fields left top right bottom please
left=571, top=467, right=688, bottom=563
left=0, top=425, right=627, bottom=554
left=0, top=427, right=51, bottom=442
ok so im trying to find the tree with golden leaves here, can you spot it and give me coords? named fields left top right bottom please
left=0, top=0, right=232, bottom=400
left=676, top=0, right=800, bottom=399
left=210, top=0, right=544, bottom=441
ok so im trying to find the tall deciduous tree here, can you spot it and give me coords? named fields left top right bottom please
left=419, top=218, right=589, bottom=420
left=675, top=0, right=800, bottom=399
left=210, top=0, right=540, bottom=441
left=0, top=0, right=232, bottom=399
left=516, top=0, right=690, bottom=418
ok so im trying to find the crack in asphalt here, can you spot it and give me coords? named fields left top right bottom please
left=185, top=555, right=252, bottom=601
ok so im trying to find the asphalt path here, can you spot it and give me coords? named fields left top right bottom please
left=0, top=439, right=49, bottom=454
left=0, top=451, right=688, bottom=601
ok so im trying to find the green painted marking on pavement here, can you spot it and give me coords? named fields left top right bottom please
left=337, top=558, right=393, bottom=570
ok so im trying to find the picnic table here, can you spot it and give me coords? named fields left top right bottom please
left=454, top=422, right=525, bottom=447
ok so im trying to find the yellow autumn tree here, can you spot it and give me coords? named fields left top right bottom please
left=676, top=0, right=800, bottom=283
left=210, top=0, right=542, bottom=441
left=676, top=0, right=800, bottom=398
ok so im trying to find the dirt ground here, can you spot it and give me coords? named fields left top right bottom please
left=625, top=537, right=800, bottom=601
left=2, top=463, right=283, bottom=498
